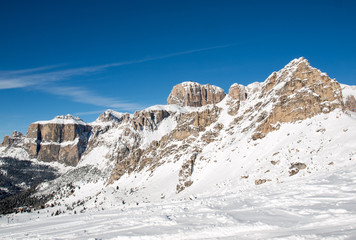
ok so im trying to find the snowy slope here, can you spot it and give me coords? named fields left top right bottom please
left=35, top=114, right=87, bottom=125
left=1, top=156, right=356, bottom=240
left=340, top=83, right=356, bottom=100
left=62, top=108, right=356, bottom=206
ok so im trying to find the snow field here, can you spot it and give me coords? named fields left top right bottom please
left=1, top=160, right=356, bottom=240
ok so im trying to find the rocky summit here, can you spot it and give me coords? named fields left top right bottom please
left=167, top=81, right=226, bottom=107
left=0, top=57, right=355, bottom=215
left=25, top=115, right=91, bottom=166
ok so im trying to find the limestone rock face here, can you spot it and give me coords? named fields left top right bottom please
left=252, top=57, right=344, bottom=139
left=97, top=110, right=128, bottom=123
left=167, top=81, right=226, bottom=107
left=227, top=83, right=247, bottom=115
left=131, top=109, right=171, bottom=131
left=26, top=115, right=92, bottom=166
left=340, top=84, right=356, bottom=112
left=107, top=105, right=221, bottom=184
left=345, top=95, right=356, bottom=112
left=1, top=131, right=25, bottom=148
left=228, top=83, right=247, bottom=101
left=87, top=107, right=176, bottom=185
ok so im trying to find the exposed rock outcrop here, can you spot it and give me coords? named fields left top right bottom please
left=227, top=83, right=247, bottom=115
left=131, top=109, right=171, bottom=131
left=1, top=131, right=25, bottom=148
left=26, top=115, right=92, bottom=166
left=176, top=153, right=197, bottom=193
left=167, top=81, right=226, bottom=107
left=345, top=95, right=356, bottom=112
left=96, top=109, right=128, bottom=123
left=228, top=83, right=247, bottom=101
left=251, top=57, right=344, bottom=139
left=107, top=106, right=220, bottom=184
left=340, top=84, right=356, bottom=112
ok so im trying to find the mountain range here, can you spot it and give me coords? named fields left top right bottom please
left=0, top=57, right=356, bottom=238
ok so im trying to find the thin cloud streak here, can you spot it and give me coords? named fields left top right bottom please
left=0, top=65, right=108, bottom=90
left=0, top=64, right=64, bottom=76
left=0, top=44, right=233, bottom=90
left=0, top=44, right=233, bottom=110
left=40, top=86, right=143, bottom=111
left=107, top=44, right=235, bottom=67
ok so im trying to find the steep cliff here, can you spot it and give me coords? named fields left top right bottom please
left=228, top=83, right=247, bottom=101
left=251, top=57, right=344, bottom=139
left=1, top=131, right=25, bottom=149
left=167, top=81, right=226, bottom=107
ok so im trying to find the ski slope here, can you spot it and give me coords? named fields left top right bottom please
left=1, top=159, right=356, bottom=240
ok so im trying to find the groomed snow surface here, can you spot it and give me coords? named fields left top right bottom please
left=1, top=162, right=356, bottom=240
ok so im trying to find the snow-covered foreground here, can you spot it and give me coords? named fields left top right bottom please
left=1, top=162, right=356, bottom=240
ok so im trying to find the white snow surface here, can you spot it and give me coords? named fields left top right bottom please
left=35, top=114, right=86, bottom=125
left=141, top=117, right=178, bottom=148
left=340, top=83, right=356, bottom=101
left=181, top=81, right=225, bottom=93
left=1, top=159, right=356, bottom=239
left=0, top=146, right=29, bottom=160
left=144, top=104, right=191, bottom=113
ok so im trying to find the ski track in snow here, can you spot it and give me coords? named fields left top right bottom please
left=1, top=164, right=356, bottom=240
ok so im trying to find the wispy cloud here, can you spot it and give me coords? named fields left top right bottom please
left=0, top=44, right=233, bottom=90
left=0, top=44, right=233, bottom=110
left=0, top=66, right=143, bottom=111
left=0, top=64, right=63, bottom=76
left=106, top=43, right=234, bottom=68
left=0, top=65, right=108, bottom=90
left=40, top=86, right=143, bottom=111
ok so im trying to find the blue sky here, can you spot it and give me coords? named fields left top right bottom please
left=0, top=0, right=355, bottom=140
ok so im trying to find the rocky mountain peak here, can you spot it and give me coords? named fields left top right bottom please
left=11, top=130, right=23, bottom=138
left=36, top=114, right=86, bottom=125
left=228, top=83, right=247, bottom=101
left=96, top=109, right=127, bottom=123
left=250, top=57, right=344, bottom=139
left=0, top=130, right=25, bottom=148
left=25, top=114, right=92, bottom=166
left=167, top=81, right=226, bottom=107
left=285, top=56, right=308, bottom=67
left=55, top=114, right=82, bottom=121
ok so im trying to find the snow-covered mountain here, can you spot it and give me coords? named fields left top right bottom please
left=1, top=57, right=356, bottom=238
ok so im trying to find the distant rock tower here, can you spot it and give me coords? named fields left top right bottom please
left=167, top=81, right=226, bottom=107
